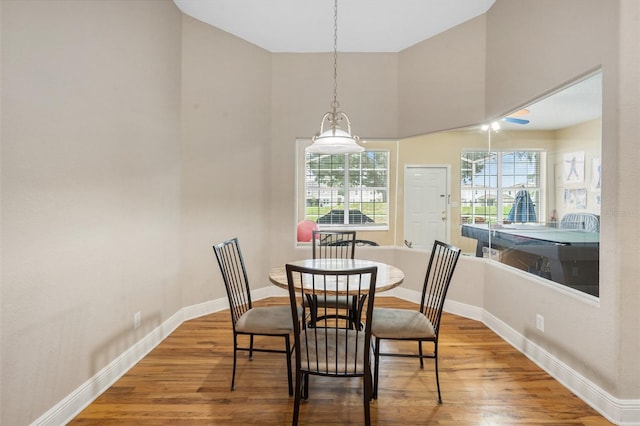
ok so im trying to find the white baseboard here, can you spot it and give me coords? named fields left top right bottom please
left=31, top=286, right=288, bottom=426
left=382, top=286, right=485, bottom=322
left=483, top=310, right=640, bottom=425
left=182, top=297, right=228, bottom=322
left=31, top=309, right=185, bottom=426
left=32, top=291, right=640, bottom=426
left=444, top=298, right=484, bottom=322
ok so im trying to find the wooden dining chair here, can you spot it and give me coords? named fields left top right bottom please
left=213, top=237, right=298, bottom=395
left=285, top=263, right=378, bottom=426
left=306, top=230, right=360, bottom=328
left=371, top=240, right=461, bottom=403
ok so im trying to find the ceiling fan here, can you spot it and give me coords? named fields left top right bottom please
left=502, top=108, right=530, bottom=125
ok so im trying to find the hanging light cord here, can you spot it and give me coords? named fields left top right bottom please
left=307, top=0, right=361, bottom=152
left=331, top=0, right=339, bottom=113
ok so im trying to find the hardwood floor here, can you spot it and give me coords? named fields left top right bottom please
left=70, top=297, right=611, bottom=425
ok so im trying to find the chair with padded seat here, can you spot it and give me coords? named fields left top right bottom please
left=285, top=263, right=378, bottom=425
left=371, top=240, right=461, bottom=403
left=213, top=237, right=298, bottom=395
left=305, top=230, right=360, bottom=329
left=559, top=212, right=600, bottom=232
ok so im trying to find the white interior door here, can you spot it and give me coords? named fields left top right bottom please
left=404, top=166, right=448, bottom=249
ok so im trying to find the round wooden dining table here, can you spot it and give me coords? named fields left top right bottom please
left=268, top=258, right=405, bottom=295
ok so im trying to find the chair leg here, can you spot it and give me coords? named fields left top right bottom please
left=347, top=295, right=359, bottom=330
left=372, top=338, right=381, bottom=400
left=292, top=370, right=303, bottom=425
left=306, top=295, right=318, bottom=328
left=285, top=335, right=293, bottom=396
left=249, top=335, right=254, bottom=360
left=301, top=305, right=308, bottom=330
left=231, top=335, right=238, bottom=391
left=418, top=341, right=424, bottom=368
left=355, top=295, right=367, bottom=330
left=303, top=373, right=310, bottom=400
left=434, top=344, right=442, bottom=404
left=364, top=366, right=373, bottom=425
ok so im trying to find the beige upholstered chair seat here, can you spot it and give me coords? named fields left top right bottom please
left=372, top=307, right=435, bottom=339
left=236, top=306, right=302, bottom=335
left=300, top=328, right=366, bottom=374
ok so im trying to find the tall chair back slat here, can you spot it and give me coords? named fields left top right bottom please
left=307, top=230, right=359, bottom=328
left=214, top=237, right=251, bottom=328
left=312, top=230, right=356, bottom=259
left=420, top=241, right=461, bottom=336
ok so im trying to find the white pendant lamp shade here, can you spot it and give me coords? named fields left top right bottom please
left=307, top=129, right=364, bottom=154
left=308, top=111, right=364, bottom=154
left=306, top=0, right=363, bottom=155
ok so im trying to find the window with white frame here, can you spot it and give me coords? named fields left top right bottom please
left=304, top=150, right=389, bottom=227
left=461, top=150, right=544, bottom=225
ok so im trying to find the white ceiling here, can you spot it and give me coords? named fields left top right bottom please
left=499, top=72, right=602, bottom=131
left=173, top=0, right=496, bottom=53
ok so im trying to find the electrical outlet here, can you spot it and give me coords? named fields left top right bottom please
left=134, top=312, right=141, bottom=329
left=536, top=314, right=544, bottom=332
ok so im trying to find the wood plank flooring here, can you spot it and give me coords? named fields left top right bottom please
left=70, top=297, right=611, bottom=425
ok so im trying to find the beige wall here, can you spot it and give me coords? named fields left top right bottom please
left=180, top=15, right=272, bottom=307
left=485, top=0, right=617, bottom=120
left=398, top=14, right=487, bottom=137
left=1, top=1, right=182, bottom=424
left=614, top=0, right=640, bottom=401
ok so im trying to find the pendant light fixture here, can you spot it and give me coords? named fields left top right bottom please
left=306, top=0, right=364, bottom=154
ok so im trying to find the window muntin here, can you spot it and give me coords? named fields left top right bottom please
left=305, top=151, right=389, bottom=226
left=461, top=151, right=543, bottom=225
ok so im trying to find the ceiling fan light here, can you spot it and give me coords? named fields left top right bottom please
left=508, top=108, right=530, bottom=117
left=481, top=121, right=501, bottom=132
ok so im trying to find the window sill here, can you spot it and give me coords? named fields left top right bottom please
left=317, top=225, right=389, bottom=232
